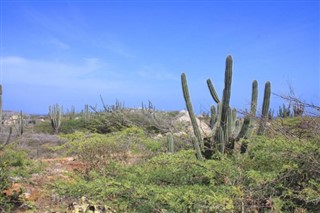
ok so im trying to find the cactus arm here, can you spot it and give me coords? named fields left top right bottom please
left=181, top=73, right=204, bottom=149
left=258, top=81, right=271, bottom=135
left=207, top=79, right=220, bottom=103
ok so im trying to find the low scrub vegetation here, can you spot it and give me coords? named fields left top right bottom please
left=51, top=132, right=319, bottom=212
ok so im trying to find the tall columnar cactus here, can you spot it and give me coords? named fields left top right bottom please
left=220, top=56, right=233, bottom=135
left=181, top=73, right=204, bottom=152
left=182, top=55, right=271, bottom=158
left=257, top=81, right=271, bottom=135
left=49, top=104, right=63, bottom=134
left=14, top=111, right=24, bottom=136
left=250, top=80, right=258, bottom=116
left=82, top=104, right=91, bottom=123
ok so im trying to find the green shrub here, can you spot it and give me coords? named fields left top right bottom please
left=52, top=150, right=240, bottom=212
left=0, top=145, right=44, bottom=212
left=52, top=132, right=320, bottom=212
left=33, top=120, right=52, bottom=134
left=243, top=135, right=320, bottom=212
left=58, top=118, right=87, bottom=134
left=57, top=127, right=164, bottom=174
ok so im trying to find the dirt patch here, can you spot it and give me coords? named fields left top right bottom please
left=4, top=157, right=85, bottom=212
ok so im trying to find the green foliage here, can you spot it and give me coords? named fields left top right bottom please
left=51, top=131, right=319, bottom=212
left=33, top=120, right=52, bottom=134
left=58, top=118, right=87, bottom=134
left=245, top=135, right=319, bottom=212
left=52, top=151, right=240, bottom=212
left=58, top=127, right=164, bottom=173
left=272, top=116, right=320, bottom=141
left=0, top=155, right=11, bottom=212
left=34, top=118, right=87, bottom=134
left=0, top=145, right=44, bottom=212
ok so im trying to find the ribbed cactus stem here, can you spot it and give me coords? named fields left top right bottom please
left=18, top=111, right=24, bottom=136
left=226, top=107, right=232, bottom=142
left=250, top=80, right=258, bottom=117
left=192, top=137, right=204, bottom=160
left=181, top=73, right=204, bottom=149
left=167, top=133, right=174, bottom=153
left=49, top=104, right=63, bottom=134
left=258, top=81, right=271, bottom=135
left=216, top=126, right=225, bottom=153
left=234, top=120, right=240, bottom=135
left=216, top=102, right=222, bottom=126
left=207, top=79, right=220, bottom=104
left=220, top=55, right=233, bottom=136
left=210, top=105, right=217, bottom=129
left=236, top=115, right=251, bottom=141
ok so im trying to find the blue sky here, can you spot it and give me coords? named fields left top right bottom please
left=1, top=0, right=319, bottom=114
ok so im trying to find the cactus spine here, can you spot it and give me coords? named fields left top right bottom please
left=49, top=104, right=63, bottom=134
left=257, top=81, right=271, bottom=135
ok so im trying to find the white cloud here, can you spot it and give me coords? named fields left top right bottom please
left=2, top=56, right=120, bottom=91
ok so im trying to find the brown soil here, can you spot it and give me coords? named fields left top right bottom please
left=4, top=157, right=86, bottom=213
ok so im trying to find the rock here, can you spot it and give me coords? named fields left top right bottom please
left=174, top=110, right=212, bottom=137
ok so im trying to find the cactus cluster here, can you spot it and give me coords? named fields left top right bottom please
left=49, top=104, right=63, bottom=134
left=14, top=111, right=24, bottom=136
left=181, top=55, right=271, bottom=158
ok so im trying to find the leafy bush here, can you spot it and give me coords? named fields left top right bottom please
left=243, top=136, right=320, bottom=212
left=0, top=145, right=44, bottom=212
left=51, top=132, right=320, bottom=212
left=34, top=118, right=87, bottom=134
left=57, top=127, right=165, bottom=173
left=52, top=151, right=240, bottom=212
left=85, top=109, right=177, bottom=135
left=58, top=118, right=87, bottom=134
left=0, top=156, right=12, bottom=212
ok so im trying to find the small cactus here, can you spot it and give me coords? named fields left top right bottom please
left=167, top=132, right=174, bottom=153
